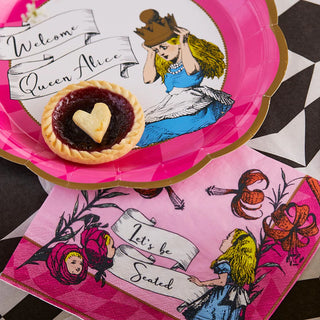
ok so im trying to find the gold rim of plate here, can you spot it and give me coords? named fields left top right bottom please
left=0, top=0, right=288, bottom=190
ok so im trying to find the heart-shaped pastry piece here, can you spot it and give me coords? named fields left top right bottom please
left=72, top=102, right=111, bottom=143
left=41, top=80, right=145, bottom=164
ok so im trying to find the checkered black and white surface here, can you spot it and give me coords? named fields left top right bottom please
left=248, top=0, right=320, bottom=182
left=0, top=0, right=319, bottom=319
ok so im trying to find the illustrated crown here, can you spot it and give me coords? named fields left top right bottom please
left=135, top=9, right=177, bottom=47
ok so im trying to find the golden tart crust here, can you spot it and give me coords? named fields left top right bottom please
left=41, top=80, right=145, bottom=165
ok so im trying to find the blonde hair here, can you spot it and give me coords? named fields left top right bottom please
left=211, top=229, right=257, bottom=286
left=155, top=34, right=226, bottom=82
left=64, top=251, right=83, bottom=262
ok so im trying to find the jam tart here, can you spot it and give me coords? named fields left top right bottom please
left=41, top=80, right=145, bottom=164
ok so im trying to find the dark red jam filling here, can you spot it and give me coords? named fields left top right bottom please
left=52, top=86, right=134, bottom=152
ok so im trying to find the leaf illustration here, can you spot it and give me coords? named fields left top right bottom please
left=101, top=223, right=109, bottom=228
left=94, top=272, right=101, bottom=282
left=55, top=213, right=66, bottom=237
left=269, top=246, right=281, bottom=256
left=81, top=214, right=100, bottom=226
left=81, top=190, right=89, bottom=204
left=257, top=262, right=285, bottom=274
left=260, top=243, right=277, bottom=254
left=277, top=185, right=282, bottom=202
left=97, top=189, right=104, bottom=197
left=259, top=228, right=265, bottom=245
left=59, top=233, right=76, bottom=242
left=92, top=203, right=123, bottom=210
left=72, top=196, right=79, bottom=218
left=250, top=289, right=263, bottom=303
left=281, top=168, right=286, bottom=184
left=100, top=191, right=128, bottom=199
left=17, top=248, right=51, bottom=269
left=33, top=251, right=51, bottom=262
left=261, top=243, right=281, bottom=256
left=246, top=228, right=257, bottom=246
left=253, top=272, right=270, bottom=285
left=72, top=227, right=83, bottom=241
left=88, top=223, right=101, bottom=228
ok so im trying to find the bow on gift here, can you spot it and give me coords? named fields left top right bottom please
left=263, top=203, right=319, bottom=265
left=206, top=169, right=269, bottom=220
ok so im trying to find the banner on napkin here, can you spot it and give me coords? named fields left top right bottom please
left=1, top=146, right=320, bottom=320
left=111, top=208, right=199, bottom=270
left=109, top=244, right=207, bottom=303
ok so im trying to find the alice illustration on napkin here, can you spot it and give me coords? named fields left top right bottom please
left=15, top=179, right=320, bottom=320
left=181, top=229, right=256, bottom=320
left=135, top=9, right=234, bottom=147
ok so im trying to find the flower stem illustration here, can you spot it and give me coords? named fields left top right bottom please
left=18, top=189, right=127, bottom=269
left=263, top=203, right=318, bottom=266
left=248, top=169, right=319, bottom=304
left=266, top=169, right=302, bottom=211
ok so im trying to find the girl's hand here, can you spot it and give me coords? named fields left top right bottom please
left=141, top=42, right=158, bottom=83
left=188, top=275, right=202, bottom=286
left=142, top=43, right=154, bottom=53
left=174, top=26, right=199, bottom=75
left=174, top=26, right=190, bottom=44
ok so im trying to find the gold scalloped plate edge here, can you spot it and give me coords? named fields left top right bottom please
left=0, top=0, right=288, bottom=190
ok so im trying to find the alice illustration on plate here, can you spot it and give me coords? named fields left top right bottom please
left=135, top=9, right=234, bottom=147
left=182, top=229, right=256, bottom=320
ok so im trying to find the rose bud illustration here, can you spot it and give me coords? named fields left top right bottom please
left=206, top=169, right=269, bottom=220
left=80, top=227, right=115, bottom=285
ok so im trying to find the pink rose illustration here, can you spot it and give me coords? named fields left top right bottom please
left=80, top=227, right=115, bottom=272
left=46, top=243, right=88, bottom=285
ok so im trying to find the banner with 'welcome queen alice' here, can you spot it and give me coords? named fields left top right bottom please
left=0, top=9, right=138, bottom=100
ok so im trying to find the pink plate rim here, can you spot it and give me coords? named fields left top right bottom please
left=0, top=0, right=288, bottom=189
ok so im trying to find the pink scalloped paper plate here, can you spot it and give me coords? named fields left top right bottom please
left=0, top=0, right=287, bottom=189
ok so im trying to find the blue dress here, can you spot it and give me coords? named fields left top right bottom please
left=137, top=64, right=234, bottom=147
left=182, top=261, right=249, bottom=320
